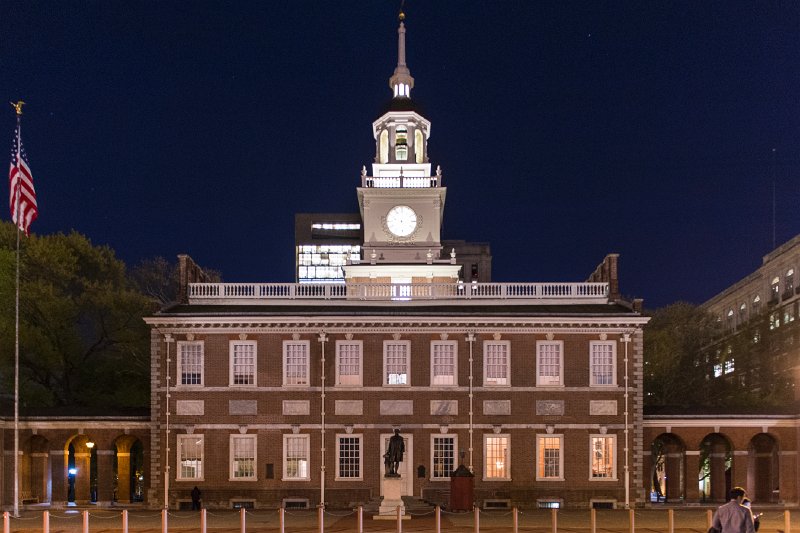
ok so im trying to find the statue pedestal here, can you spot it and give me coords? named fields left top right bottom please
left=374, top=477, right=410, bottom=520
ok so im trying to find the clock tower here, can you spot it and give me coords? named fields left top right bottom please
left=347, top=11, right=460, bottom=285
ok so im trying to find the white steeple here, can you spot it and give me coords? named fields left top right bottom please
left=388, top=10, right=414, bottom=99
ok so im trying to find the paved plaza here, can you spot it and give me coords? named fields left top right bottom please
left=1, top=507, right=794, bottom=533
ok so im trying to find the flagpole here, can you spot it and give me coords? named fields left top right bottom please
left=11, top=100, right=24, bottom=518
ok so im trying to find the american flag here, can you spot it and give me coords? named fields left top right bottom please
left=8, top=121, right=37, bottom=235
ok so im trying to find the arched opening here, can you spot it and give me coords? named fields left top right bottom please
left=414, top=129, right=424, bottom=164
left=651, top=433, right=685, bottom=502
left=699, top=433, right=732, bottom=502
left=113, top=436, right=145, bottom=503
left=21, top=434, right=50, bottom=504
left=748, top=433, right=779, bottom=503
left=65, top=435, right=97, bottom=504
left=379, top=130, right=389, bottom=164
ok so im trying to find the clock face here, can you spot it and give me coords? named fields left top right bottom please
left=386, top=205, right=418, bottom=237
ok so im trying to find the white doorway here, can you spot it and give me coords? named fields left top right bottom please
left=380, top=433, right=413, bottom=496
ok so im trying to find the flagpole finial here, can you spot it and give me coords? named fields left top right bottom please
left=10, top=101, right=25, bottom=116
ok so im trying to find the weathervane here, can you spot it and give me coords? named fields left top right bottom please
left=399, top=0, right=405, bottom=21
left=10, top=101, right=25, bottom=116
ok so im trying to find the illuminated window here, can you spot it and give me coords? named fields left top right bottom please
left=484, top=341, right=510, bottom=386
left=178, top=341, right=203, bottom=386
left=537, top=341, right=563, bottom=386
left=177, top=434, right=204, bottom=480
left=230, top=435, right=256, bottom=480
left=415, top=129, right=424, bottom=164
left=431, top=435, right=457, bottom=480
left=283, top=340, right=310, bottom=386
left=726, top=309, right=735, bottom=329
left=785, top=305, right=795, bottom=324
left=336, top=340, right=362, bottom=386
left=770, top=312, right=781, bottom=330
left=590, top=435, right=616, bottom=479
left=537, top=435, right=563, bottom=480
left=484, top=435, right=510, bottom=480
left=739, top=303, right=747, bottom=322
left=283, top=434, right=310, bottom=480
left=395, top=126, right=408, bottom=161
left=336, top=435, right=362, bottom=480
left=724, top=358, right=735, bottom=374
left=431, top=341, right=457, bottom=386
left=384, top=340, right=410, bottom=385
left=379, top=130, right=389, bottom=164
left=713, top=364, right=723, bottom=378
left=590, top=341, right=616, bottom=386
left=230, top=341, right=256, bottom=386
left=752, top=294, right=761, bottom=314
left=786, top=269, right=795, bottom=294
left=771, top=277, right=780, bottom=300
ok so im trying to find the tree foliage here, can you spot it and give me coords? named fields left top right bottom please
left=644, top=302, right=719, bottom=407
left=0, top=222, right=157, bottom=409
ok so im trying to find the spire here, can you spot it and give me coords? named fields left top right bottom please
left=389, top=8, right=414, bottom=98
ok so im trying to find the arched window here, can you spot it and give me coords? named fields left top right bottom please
left=415, top=129, right=424, bottom=164
left=738, top=303, right=747, bottom=323
left=379, top=130, right=389, bottom=164
left=771, top=276, right=780, bottom=302
left=395, top=126, right=408, bottom=161
left=785, top=269, right=794, bottom=296
left=752, top=295, right=761, bottom=315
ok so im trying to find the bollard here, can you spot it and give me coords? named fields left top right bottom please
left=552, top=507, right=558, bottom=533
left=201, top=508, right=207, bottom=533
left=162, top=509, right=168, bottom=533
left=122, top=510, right=129, bottom=533
left=3, top=512, right=9, bottom=533
left=513, top=507, right=519, bottom=533
left=279, top=507, right=285, bottom=533
left=43, top=510, right=50, bottom=533
left=475, top=506, right=480, bottom=533
left=707, top=509, right=713, bottom=531
left=629, top=508, right=635, bottom=533
left=436, top=506, right=441, bottom=533
left=358, top=506, right=363, bottom=533
left=591, top=508, right=596, bottom=533
left=240, top=507, right=246, bottom=533
left=397, top=505, right=403, bottom=533
left=785, top=510, right=791, bottom=533
left=83, top=510, right=89, bottom=533
left=319, top=505, right=325, bottom=533
left=668, top=509, right=674, bottom=533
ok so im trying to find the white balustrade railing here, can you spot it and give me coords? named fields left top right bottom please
left=188, top=282, right=608, bottom=302
left=362, top=175, right=439, bottom=188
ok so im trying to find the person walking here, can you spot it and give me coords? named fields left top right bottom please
left=712, top=487, right=755, bottom=533
left=741, top=497, right=761, bottom=532
left=191, top=486, right=202, bottom=510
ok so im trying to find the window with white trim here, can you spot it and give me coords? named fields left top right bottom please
left=590, top=341, right=616, bottom=386
left=336, top=434, right=362, bottom=480
left=230, top=434, right=256, bottom=480
left=283, top=340, right=310, bottom=386
left=432, top=435, right=457, bottom=480
left=484, top=434, right=510, bottom=480
left=483, top=341, right=510, bottom=386
left=590, top=435, right=616, bottom=480
left=230, top=341, right=256, bottom=386
left=283, top=434, right=310, bottom=480
left=536, top=341, right=563, bottom=386
left=335, top=340, right=362, bottom=387
left=384, top=340, right=410, bottom=385
left=537, top=434, right=563, bottom=480
left=431, top=341, right=457, bottom=386
left=178, top=341, right=204, bottom=386
left=177, top=434, right=204, bottom=480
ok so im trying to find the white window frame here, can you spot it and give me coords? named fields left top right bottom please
left=431, top=340, right=458, bottom=386
left=282, top=434, right=311, bottom=481
left=536, top=341, right=564, bottom=387
left=283, top=340, right=310, bottom=387
left=383, top=340, right=411, bottom=386
left=335, top=433, right=363, bottom=481
left=229, top=434, right=257, bottom=481
left=335, top=340, right=363, bottom=387
left=177, top=341, right=204, bottom=387
left=483, top=434, right=511, bottom=481
left=483, top=341, right=511, bottom=386
left=431, top=434, right=458, bottom=481
left=589, top=434, right=617, bottom=481
left=176, top=434, right=204, bottom=481
left=229, top=340, right=257, bottom=387
left=536, top=434, right=564, bottom=481
left=589, top=341, right=616, bottom=387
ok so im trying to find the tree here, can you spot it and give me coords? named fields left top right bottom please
left=0, top=222, right=155, bottom=409
left=644, top=302, right=719, bottom=407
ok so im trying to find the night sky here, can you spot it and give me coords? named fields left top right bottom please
left=2, top=1, right=798, bottom=308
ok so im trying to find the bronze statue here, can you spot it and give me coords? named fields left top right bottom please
left=385, top=429, right=405, bottom=477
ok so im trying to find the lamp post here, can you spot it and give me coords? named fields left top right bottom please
left=622, top=332, right=631, bottom=509
left=164, top=334, right=174, bottom=510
